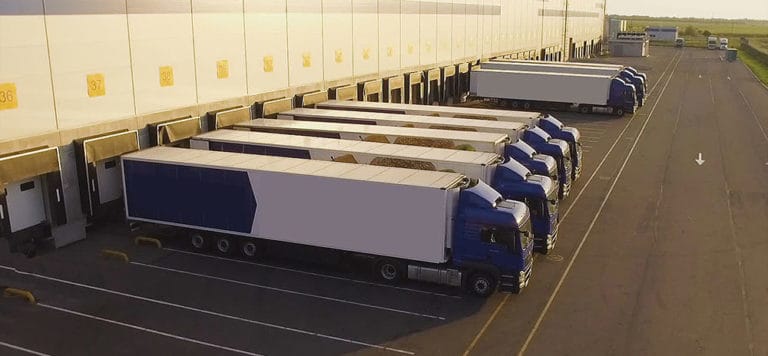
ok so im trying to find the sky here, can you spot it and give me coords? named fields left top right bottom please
left=606, top=0, right=768, bottom=20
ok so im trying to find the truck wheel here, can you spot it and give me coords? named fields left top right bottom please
left=509, top=101, right=520, bottom=109
left=522, top=102, right=532, bottom=110
left=376, top=259, right=403, bottom=283
left=579, top=105, right=591, bottom=114
left=216, top=237, right=233, bottom=255
left=468, top=272, right=496, bottom=297
left=241, top=240, right=261, bottom=258
left=614, top=107, right=625, bottom=116
left=191, top=233, right=209, bottom=251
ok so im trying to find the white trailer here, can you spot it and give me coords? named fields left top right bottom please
left=278, top=108, right=530, bottom=141
left=191, top=129, right=503, bottom=183
left=233, top=119, right=510, bottom=156
left=122, top=146, right=534, bottom=295
left=470, top=69, right=637, bottom=116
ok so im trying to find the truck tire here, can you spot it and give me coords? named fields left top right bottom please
left=375, top=259, right=403, bottom=283
left=190, top=233, right=209, bottom=251
left=241, top=240, right=261, bottom=258
left=509, top=101, right=520, bottom=109
left=522, top=102, right=532, bottom=110
left=216, top=237, right=234, bottom=255
left=579, top=105, right=591, bottom=114
left=614, top=107, right=625, bottom=116
left=467, top=272, right=497, bottom=297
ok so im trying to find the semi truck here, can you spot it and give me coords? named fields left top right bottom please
left=482, top=61, right=646, bottom=106
left=232, top=119, right=571, bottom=198
left=314, top=100, right=583, bottom=181
left=470, top=69, right=637, bottom=116
left=121, top=146, right=534, bottom=296
left=719, top=38, right=729, bottom=50
left=278, top=107, right=576, bottom=183
left=491, top=59, right=648, bottom=91
left=708, top=36, right=718, bottom=50
left=191, top=130, right=560, bottom=253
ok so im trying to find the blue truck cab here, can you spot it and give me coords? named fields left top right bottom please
left=492, top=160, right=559, bottom=253
left=453, top=180, right=534, bottom=294
left=608, top=77, right=638, bottom=115
left=619, top=71, right=645, bottom=106
left=624, top=67, right=647, bottom=91
left=518, top=127, right=572, bottom=199
left=536, top=115, right=582, bottom=181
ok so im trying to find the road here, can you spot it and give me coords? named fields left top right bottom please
left=0, top=47, right=765, bottom=356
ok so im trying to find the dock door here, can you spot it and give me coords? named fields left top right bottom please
left=0, top=147, right=67, bottom=256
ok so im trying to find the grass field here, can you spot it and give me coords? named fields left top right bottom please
left=621, top=16, right=768, bottom=38
left=739, top=49, right=768, bottom=85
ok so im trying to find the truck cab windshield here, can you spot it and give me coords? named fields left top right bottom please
left=481, top=227, right=517, bottom=252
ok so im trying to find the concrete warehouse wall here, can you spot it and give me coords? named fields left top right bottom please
left=0, top=0, right=605, bottom=147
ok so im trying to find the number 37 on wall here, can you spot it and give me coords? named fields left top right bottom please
left=87, top=73, right=106, bottom=97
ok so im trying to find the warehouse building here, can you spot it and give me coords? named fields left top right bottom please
left=645, top=26, right=678, bottom=41
left=0, top=0, right=606, bottom=251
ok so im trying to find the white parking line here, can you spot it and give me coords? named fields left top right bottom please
left=0, top=341, right=51, bottom=356
left=131, top=261, right=446, bottom=320
left=37, top=303, right=262, bottom=356
left=517, top=46, right=684, bottom=356
left=0, top=265, right=415, bottom=355
left=163, top=247, right=461, bottom=299
left=579, top=138, right=600, bottom=143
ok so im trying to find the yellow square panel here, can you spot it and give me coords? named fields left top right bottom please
left=159, top=66, right=174, bottom=87
left=217, top=60, right=230, bottom=79
left=87, top=73, right=106, bottom=97
left=0, top=82, right=18, bottom=110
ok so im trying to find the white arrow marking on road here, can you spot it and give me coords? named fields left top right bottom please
left=695, top=153, right=705, bottom=166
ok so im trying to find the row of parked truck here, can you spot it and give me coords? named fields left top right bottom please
left=120, top=99, right=590, bottom=297
left=118, top=60, right=647, bottom=297
left=469, top=59, right=647, bottom=116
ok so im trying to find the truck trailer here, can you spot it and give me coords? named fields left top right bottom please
left=278, top=108, right=576, bottom=185
left=314, top=100, right=583, bottom=181
left=191, top=130, right=560, bottom=253
left=491, top=59, right=648, bottom=90
left=121, top=146, right=534, bottom=296
left=482, top=61, right=646, bottom=106
left=233, top=119, right=571, bottom=198
left=470, top=69, right=637, bottom=116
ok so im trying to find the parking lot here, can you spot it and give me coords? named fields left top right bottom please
left=2, top=46, right=766, bottom=356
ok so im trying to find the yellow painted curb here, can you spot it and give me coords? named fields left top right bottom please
left=101, top=249, right=129, bottom=262
left=3, top=288, right=36, bottom=304
left=134, top=236, right=162, bottom=249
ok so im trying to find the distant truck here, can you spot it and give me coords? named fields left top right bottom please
left=191, top=130, right=560, bottom=253
left=277, top=108, right=576, bottom=190
left=707, top=36, right=719, bottom=50
left=314, top=100, right=583, bottom=181
left=122, top=146, right=534, bottom=296
left=470, top=69, right=637, bottom=116
left=719, top=38, right=729, bottom=50
left=482, top=60, right=646, bottom=106
left=675, top=38, right=685, bottom=48
left=232, top=119, right=571, bottom=198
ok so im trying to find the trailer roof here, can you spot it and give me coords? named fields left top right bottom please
left=124, top=146, right=466, bottom=189
left=491, top=58, right=625, bottom=69
left=193, top=129, right=501, bottom=165
left=281, top=108, right=529, bottom=132
left=472, top=68, right=614, bottom=79
left=234, top=119, right=510, bottom=144
left=317, top=100, right=543, bottom=120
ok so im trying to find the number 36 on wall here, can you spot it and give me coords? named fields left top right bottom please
left=0, top=82, right=18, bottom=110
